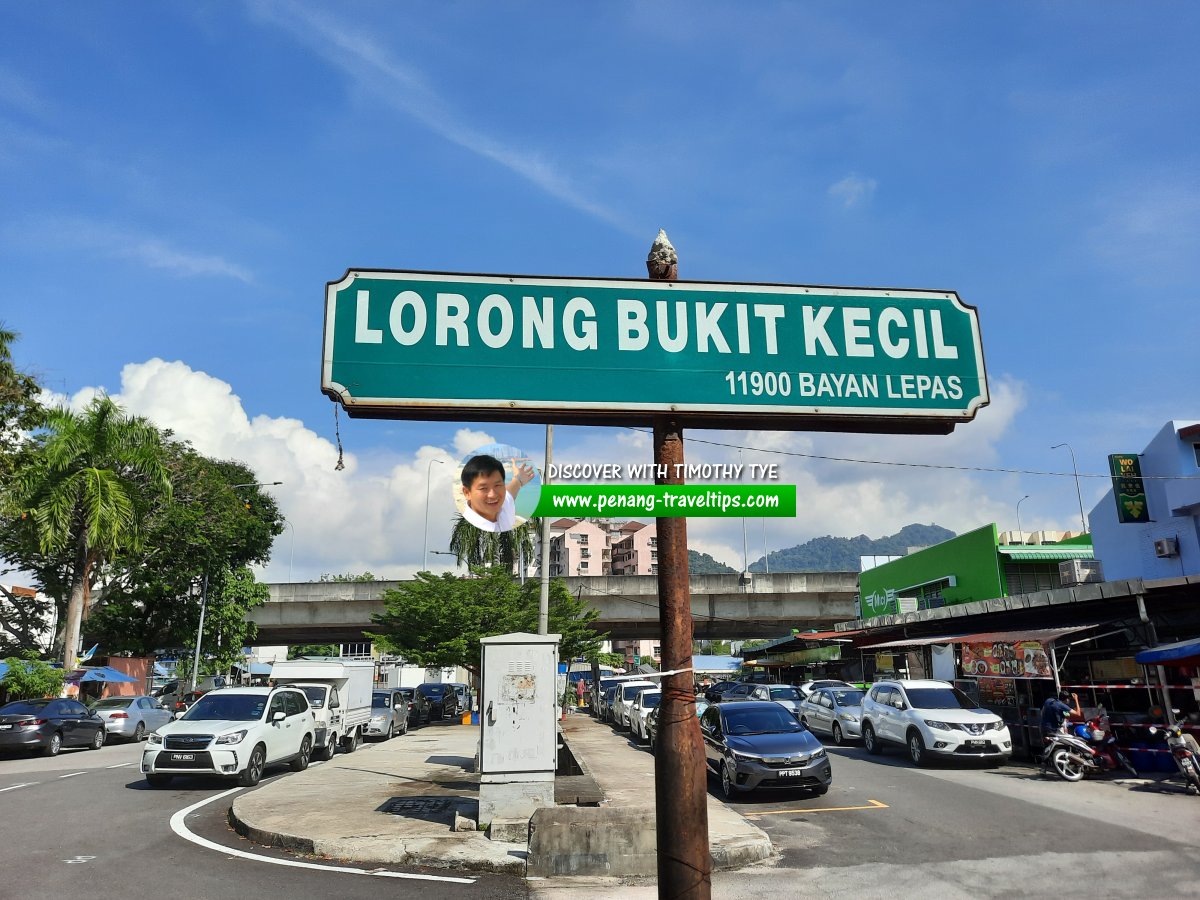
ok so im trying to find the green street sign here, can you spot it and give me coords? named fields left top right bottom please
left=322, top=270, right=988, bottom=433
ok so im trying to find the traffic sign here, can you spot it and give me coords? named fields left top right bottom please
left=322, top=269, right=988, bottom=433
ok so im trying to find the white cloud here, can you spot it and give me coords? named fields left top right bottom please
left=827, top=173, right=878, bottom=209
left=452, top=428, right=496, bottom=458
left=83, top=359, right=460, bottom=582
left=7, top=215, right=253, bottom=283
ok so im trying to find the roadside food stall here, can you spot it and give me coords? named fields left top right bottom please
left=858, top=625, right=1171, bottom=758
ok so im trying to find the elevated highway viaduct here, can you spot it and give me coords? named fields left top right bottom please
left=247, top=572, right=860, bottom=644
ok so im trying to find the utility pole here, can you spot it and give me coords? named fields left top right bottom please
left=648, top=230, right=711, bottom=900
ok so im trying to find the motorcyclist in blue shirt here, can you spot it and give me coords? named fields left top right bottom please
left=1041, top=689, right=1082, bottom=740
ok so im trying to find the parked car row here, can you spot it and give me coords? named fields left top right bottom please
left=594, top=676, right=1015, bottom=801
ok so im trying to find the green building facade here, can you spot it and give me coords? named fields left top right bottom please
left=857, top=524, right=1094, bottom=620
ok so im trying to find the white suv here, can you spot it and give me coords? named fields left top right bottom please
left=860, top=679, right=1012, bottom=766
left=142, top=687, right=316, bottom=787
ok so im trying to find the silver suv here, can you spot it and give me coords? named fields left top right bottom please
left=860, top=679, right=1012, bottom=766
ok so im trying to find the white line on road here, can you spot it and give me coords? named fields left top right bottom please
left=57, top=772, right=86, bottom=779
left=106, top=763, right=132, bottom=769
left=170, top=788, right=476, bottom=884
left=0, top=783, right=36, bottom=792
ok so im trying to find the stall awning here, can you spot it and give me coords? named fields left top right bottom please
left=997, top=546, right=1094, bottom=561
left=861, top=625, right=1099, bottom=650
left=1135, top=637, right=1200, bottom=665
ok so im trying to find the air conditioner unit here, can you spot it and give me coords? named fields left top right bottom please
left=1154, top=537, right=1180, bottom=559
left=1059, top=559, right=1104, bottom=586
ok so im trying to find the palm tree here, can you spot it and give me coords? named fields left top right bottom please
left=11, top=396, right=172, bottom=669
left=448, top=514, right=539, bottom=573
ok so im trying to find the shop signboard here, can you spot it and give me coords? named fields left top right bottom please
left=323, top=269, right=988, bottom=431
left=977, top=677, right=1019, bottom=706
left=961, top=639, right=1053, bottom=679
left=1108, top=453, right=1150, bottom=524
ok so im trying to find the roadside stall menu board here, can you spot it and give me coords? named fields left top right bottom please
left=961, top=639, right=1053, bottom=679
left=977, top=677, right=1018, bottom=707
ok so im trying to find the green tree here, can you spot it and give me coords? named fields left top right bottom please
left=0, top=324, right=44, bottom=465
left=6, top=396, right=172, bottom=669
left=368, top=567, right=604, bottom=676
left=82, top=444, right=282, bottom=656
left=288, top=643, right=339, bottom=659
left=0, top=652, right=65, bottom=700
left=447, top=515, right=538, bottom=570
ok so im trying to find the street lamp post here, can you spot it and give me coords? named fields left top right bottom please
left=1050, top=443, right=1088, bottom=533
left=423, top=459, right=446, bottom=570
left=1015, top=495, right=1030, bottom=545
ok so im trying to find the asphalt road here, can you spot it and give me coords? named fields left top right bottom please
left=0, top=737, right=527, bottom=900
left=703, top=738, right=1200, bottom=899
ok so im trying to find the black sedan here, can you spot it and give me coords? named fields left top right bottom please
left=700, top=700, right=831, bottom=799
left=0, top=698, right=106, bottom=756
left=703, top=681, right=742, bottom=704
left=417, top=683, right=460, bottom=719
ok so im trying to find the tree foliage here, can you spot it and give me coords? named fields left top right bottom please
left=0, top=325, right=44, bottom=468
left=368, top=568, right=604, bottom=675
left=0, top=652, right=65, bottom=700
left=288, top=643, right=339, bottom=659
left=82, top=444, right=282, bottom=656
left=448, top=515, right=538, bottom=570
left=4, top=396, right=173, bottom=667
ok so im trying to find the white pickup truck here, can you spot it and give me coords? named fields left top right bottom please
left=269, top=658, right=375, bottom=760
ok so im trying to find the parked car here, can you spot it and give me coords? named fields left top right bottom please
left=700, top=700, right=831, bottom=799
left=720, top=683, right=758, bottom=703
left=366, top=689, right=410, bottom=740
left=398, top=687, right=430, bottom=726
left=703, top=681, right=741, bottom=704
left=629, top=689, right=662, bottom=742
left=797, top=679, right=855, bottom=699
left=592, top=678, right=621, bottom=714
left=0, top=698, right=106, bottom=756
left=417, top=683, right=460, bottom=720
left=860, top=679, right=1013, bottom=766
left=448, top=683, right=470, bottom=713
left=142, top=686, right=316, bottom=787
left=90, top=695, right=172, bottom=742
left=748, top=684, right=805, bottom=718
left=798, top=686, right=865, bottom=744
left=172, top=689, right=208, bottom=719
left=613, top=681, right=656, bottom=730
left=598, top=685, right=621, bottom=723
left=154, top=674, right=227, bottom=712
left=646, top=697, right=709, bottom=754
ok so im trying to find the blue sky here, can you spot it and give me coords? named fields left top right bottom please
left=2, top=2, right=1197, bottom=581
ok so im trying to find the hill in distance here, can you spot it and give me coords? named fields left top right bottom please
left=748, top=523, right=956, bottom=573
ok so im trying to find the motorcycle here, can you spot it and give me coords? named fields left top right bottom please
left=1149, top=722, right=1200, bottom=795
left=1041, top=713, right=1138, bottom=782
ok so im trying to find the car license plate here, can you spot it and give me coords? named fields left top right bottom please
left=965, top=740, right=985, bottom=748
left=170, top=753, right=195, bottom=762
left=0, top=725, right=11, bottom=730
left=779, top=768, right=804, bottom=776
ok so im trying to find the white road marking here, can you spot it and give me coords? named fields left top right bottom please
left=0, top=783, right=36, bottom=792
left=169, top=788, right=476, bottom=884
left=57, top=772, right=86, bottom=779
left=107, top=762, right=132, bottom=769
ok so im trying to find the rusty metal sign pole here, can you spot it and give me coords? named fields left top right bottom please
left=649, top=231, right=711, bottom=900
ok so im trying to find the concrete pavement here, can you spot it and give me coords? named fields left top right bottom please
left=229, top=711, right=774, bottom=880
